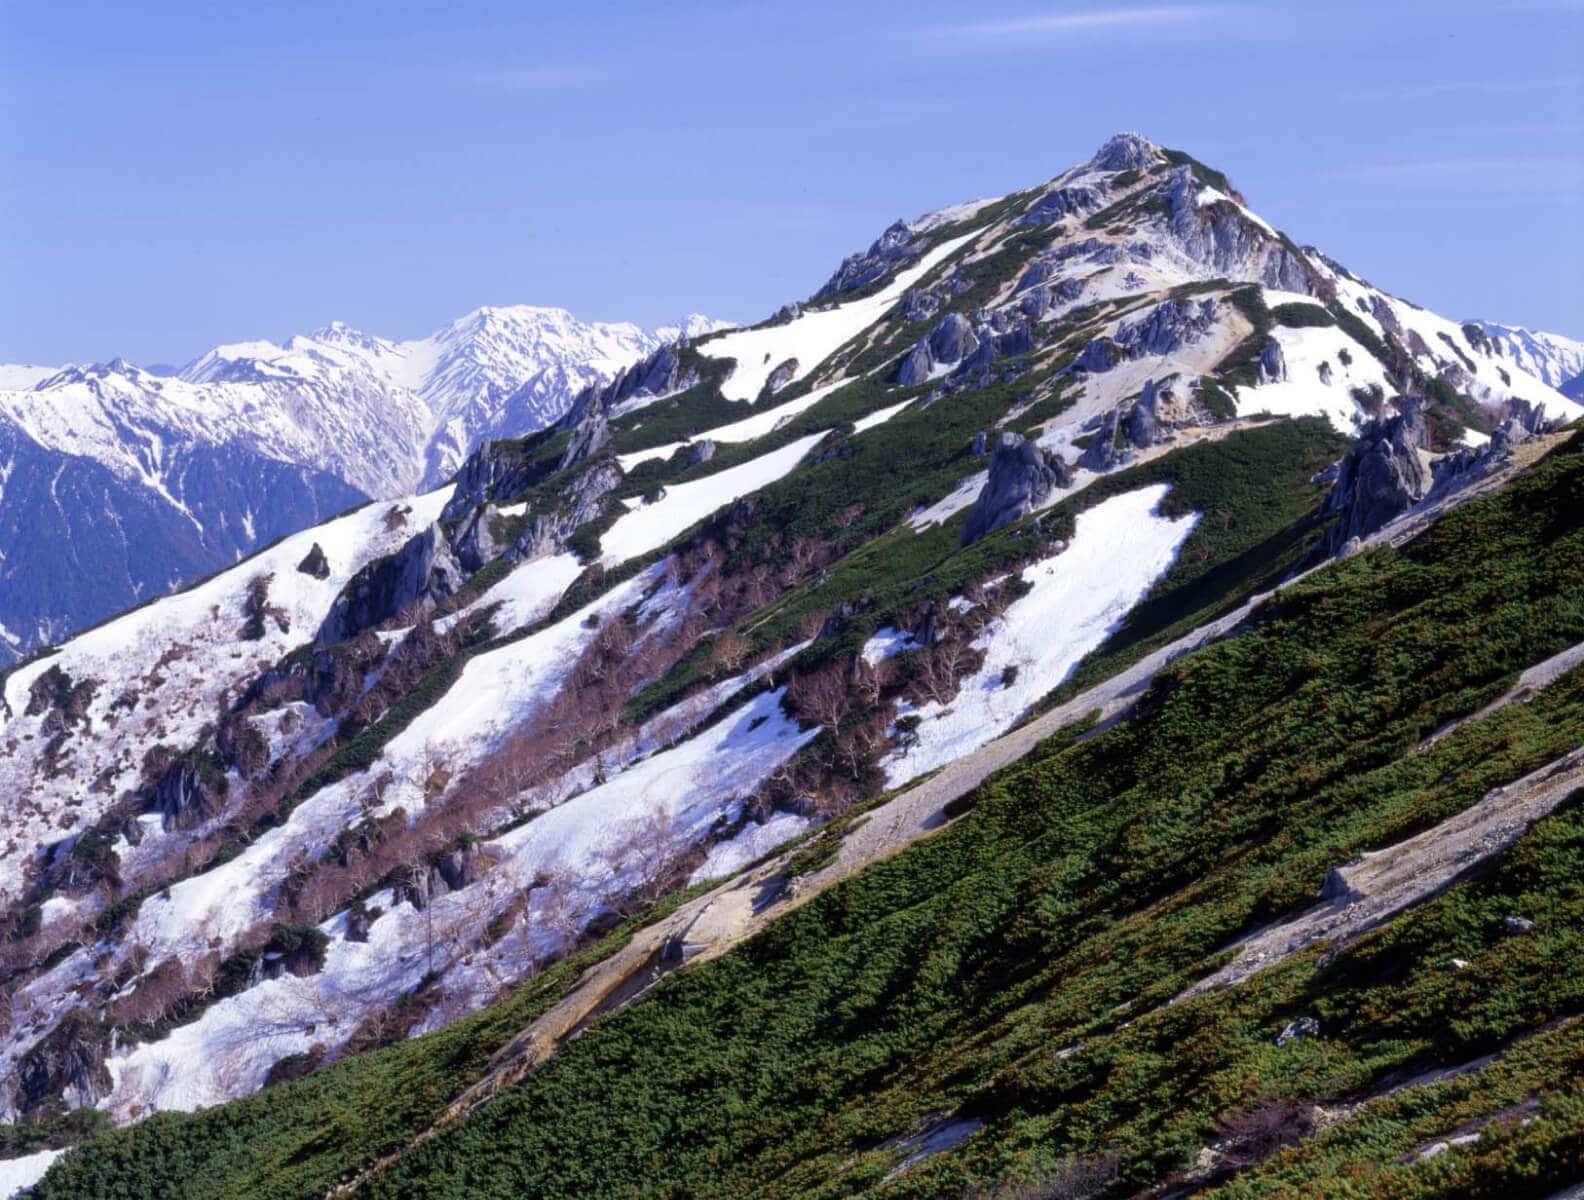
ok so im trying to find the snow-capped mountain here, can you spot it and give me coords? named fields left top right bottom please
left=2, top=134, right=1582, bottom=1192
left=1475, top=321, right=1584, bottom=399
left=0, top=308, right=727, bottom=661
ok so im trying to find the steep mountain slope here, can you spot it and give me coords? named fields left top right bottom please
left=1477, top=321, right=1584, bottom=399
left=0, top=310, right=721, bottom=662
left=3, top=132, right=1583, bottom=1199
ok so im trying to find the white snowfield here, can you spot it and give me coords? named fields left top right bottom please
left=698, top=229, right=981, bottom=403
left=0, top=1147, right=63, bottom=1198
left=614, top=381, right=844, bottom=472
left=884, top=485, right=1197, bottom=787
left=437, top=550, right=584, bottom=637
left=600, top=432, right=828, bottom=566
left=1233, top=322, right=1394, bottom=431
left=0, top=488, right=450, bottom=902
left=689, top=811, right=811, bottom=885
left=104, top=684, right=815, bottom=1114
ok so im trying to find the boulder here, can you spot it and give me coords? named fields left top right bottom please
left=928, top=313, right=979, bottom=365
left=961, top=433, right=1072, bottom=546
left=897, top=340, right=936, bottom=387
left=763, top=358, right=799, bottom=396
left=685, top=439, right=717, bottom=467
left=1276, top=1016, right=1320, bottom=1047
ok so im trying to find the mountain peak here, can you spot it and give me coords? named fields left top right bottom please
left=1090, top=130, right=1161, bottom=173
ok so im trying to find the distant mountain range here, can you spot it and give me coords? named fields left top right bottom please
left=0, top=308, right=727, bottom=659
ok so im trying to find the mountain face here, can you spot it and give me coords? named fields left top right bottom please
left=1476, top=321, right=1584, bottom=399
left=0, top=309, right=724, bottom=661
left=4, top=133, right=1584, bottom=1200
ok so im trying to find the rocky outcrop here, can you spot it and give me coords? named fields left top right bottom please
left=452, top=504, right=508, bottom=573
left=1072, top=298, right=1219, bottom=376
left=685, top=440, right=717, bottom=467
left=816, top=219, right=922, bottom=299
left=151, top=756, right=222, bottom=832
left=557, top=403, right=610, bottom=472
left=1255, top=338, right=1288, bottom=385
left=929, top=313, right=979, bottom=364
left=508, top=460, right=623, bottom=563
left=1319, top=401, right=1430, bottom=555
left=8, top=1010, right=111, bottom=1118
left=1092, top=131, right=1160, bottom=173
left=763, top=358, right=799, bottom=396
left=1160, top=165, right=1318, bottom=294
left=961, top=433, right=1073, bottom=546
left=442, top=438, right=553, bottom=525
left=316, top=524, right=464, bottom=645
left=1078, top=409, right=1130, bottom=473
left=296, top=542, right=331, bottom=579
left=1020, top=185, right=1102, bottom=227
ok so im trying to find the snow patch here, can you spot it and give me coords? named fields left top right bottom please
left=884, top=485, right=1196, bottom=787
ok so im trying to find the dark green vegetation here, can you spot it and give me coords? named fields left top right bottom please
left=38, top=438, right=1584, bottom=1199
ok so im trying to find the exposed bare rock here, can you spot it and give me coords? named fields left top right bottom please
left=316, top=524, right=465, bottom=645
left=1319, top=401, right=1430, bottom=555
left=508, top=460, right=623, bottom=563
left=296, top=541, right=331, bottom=579
left=961, top=432, right=1072, bottom=546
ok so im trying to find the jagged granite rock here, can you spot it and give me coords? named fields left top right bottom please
left=151, top=757, right=221, bottom=832
left=296, top=542, right=331, bottom=579
left=961, top=433, right=1073, bottom=546
left=1124, top=396, right=1158, bottom=448
left=509, top=460, right=623, bottom=563
left=1019, top=185, right=1101, bottom=227
left=452, top=504, right=508, bottom=573
left=763, top=358, right=799, bottom=396
left=900, top=289, right=942, bottom=323
left=770, top=302, right=801, bottom=325
left=1076, top=337, right=1123, bottom=374
left=557, top=403, right=610, bottom=472
left=816, top=218, right=921, bottom=299
left=8, top=1009, right=112, bottom=1120
left=1078, top=409, right=1131, bottom=473
left=442, top=437, right=554, bottom=525
left=1161, top=165, right=1318, bottom=293
left=1122, top=297, right=1219, bottom=357
left=1256, top=338, right=1288, bottom=384
left=1092, top=131, right=1160, bottom=173
left=685, top=439, right=717, bottom=467
left=1319, top=401, right=1430, bottom=555
left=929, top=313, right=980, bottom=364
left=897, top=340, right=936, bottom=387
left=316, top=524, right=464, bottom=645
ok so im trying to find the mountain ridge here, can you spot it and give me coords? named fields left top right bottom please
left=3, top=131, right=1583, bottom=1200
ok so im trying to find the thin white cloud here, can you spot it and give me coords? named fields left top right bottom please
left=940, top=5, right=1242, bottom=38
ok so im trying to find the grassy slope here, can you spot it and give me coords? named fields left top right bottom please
left=38, top=436, right=1584, bottom=1198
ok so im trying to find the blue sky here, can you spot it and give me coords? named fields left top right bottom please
left=2, top=1, right=1579, bottom=366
